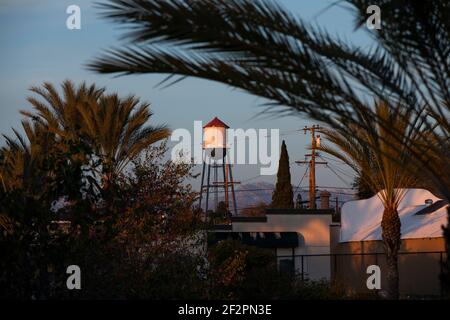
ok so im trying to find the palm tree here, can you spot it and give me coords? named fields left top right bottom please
left=317, top=102, right=423, bottom=298
left=0, top=118, right=91, bottom=205
left=21, top=81, right=170, bottom=186
left=81, top=93, right=170, bottom=183
left=0, top=120, right=98, bottom=298
left=21, top=81, right=105, bottom=140
left=0, top=120, right=70, bottom=248
left=87, top=0, right=449, bottom=197
left=1, top=120, right=56, bottom=192
left=87, top=0, right=450, bottom=296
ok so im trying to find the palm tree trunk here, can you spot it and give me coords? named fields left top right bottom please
left=381, top=207, right=401, bottom=299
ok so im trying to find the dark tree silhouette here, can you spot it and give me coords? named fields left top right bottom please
left=271, top=140, right=293, bottom=209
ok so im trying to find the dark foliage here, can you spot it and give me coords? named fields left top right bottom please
left=208, top=240, right=295, bottom=299
left=353, top=174, right=375, bottom=199
left=271, top=140, right=293, bottom=209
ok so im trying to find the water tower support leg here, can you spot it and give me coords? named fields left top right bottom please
left=205, top=157, right=211, bottom=214
left=198, top=152, right=206, bottom=210
left=222, top=159, right=228, bottom=211
left=228, top=162, right=238, bottom=216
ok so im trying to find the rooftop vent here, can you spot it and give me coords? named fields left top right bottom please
left=415, top=199, right=447, bottom=215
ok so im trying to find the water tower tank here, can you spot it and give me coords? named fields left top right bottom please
left=203, top=117, right=229, bottom=149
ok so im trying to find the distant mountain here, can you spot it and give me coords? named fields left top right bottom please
left=234, top=182, right=274, bottom=210
left=225, top=182, right=356, bottom=213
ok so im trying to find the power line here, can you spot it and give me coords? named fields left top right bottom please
left=317, top=154, right=352, bottom=187
left=203, top=187, right=273, bottom=194
left=318, top=154, right=349, bottom=166
left=316, top=185, right=355, bottom=190
left=319, top=156, right=354, bottom=179
left=225, top=128, right=302, bottom=145
left=325, top=163, right=352, bottom=187
left=328, top=162, right=356, bottom=181
left=239, top=174, right=263, bottom=183
left=234, top=188, right=273, bottom=192
left=318, top=155, right=358, bottom=186
left=321, top=190, right=356, bottom=195
left=294, top=165, right=309, bottom=195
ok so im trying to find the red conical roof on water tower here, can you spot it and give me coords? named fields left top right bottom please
left=203, top=117, right=229, bottom=128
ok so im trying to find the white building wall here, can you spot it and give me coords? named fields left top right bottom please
left=232, top=214, right=332, bottom=280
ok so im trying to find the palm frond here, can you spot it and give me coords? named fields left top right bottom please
left=88, top=0, right=450, bottom=201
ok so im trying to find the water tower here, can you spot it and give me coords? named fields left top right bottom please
left=199, top=117, right=237, bottom=217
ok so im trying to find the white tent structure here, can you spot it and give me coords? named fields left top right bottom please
left=340, top=188, right=448, bottom=243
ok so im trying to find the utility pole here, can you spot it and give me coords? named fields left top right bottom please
left=296, top=125, right=327, bottom=209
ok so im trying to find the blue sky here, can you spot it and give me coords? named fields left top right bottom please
left=0, top=0, right=373, bottom=190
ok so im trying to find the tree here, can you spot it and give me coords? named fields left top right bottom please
left=212, top=201, right=230, bottom=224
left=0, top=120, right=98, bottom=299
left=21, top=80, right=170, bottom=186
left=1, top=82, right=198, bottom=299
left=88, top=0, right=450, bottom=296
left=352, top=174, right=375, bottom=200
left=271, top=140, right=293, bottom=209
left=240, top=202, right=268, bottom=217
left=317, top=102, right=422, bottom=299
left=295, top=193, right=304, bottom=209
left=71, top=142, right=203, bottom=299
left=114, top=141, right=199, bottom=240
left=88, top=0, right=449, bottom=200
left=0, top=129, right=202, bottom=298
left=208, top=239, right=294, bottom=299
left=1, top=120, right=55, bottom=192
